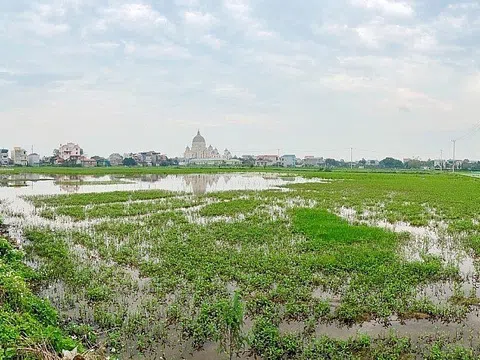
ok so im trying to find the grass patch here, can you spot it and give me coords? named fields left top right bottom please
left=199, top=199, right=262, bottom=217
left=0, top=237, right=79, bottom=358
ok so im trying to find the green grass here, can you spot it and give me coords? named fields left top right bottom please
left=29, top=189, right=178, bottom=207
left=199, top=199, right=262, bottom=217
left=0, top=237, right=79, bottom=359
left=42, top=197, right=200, bottom=221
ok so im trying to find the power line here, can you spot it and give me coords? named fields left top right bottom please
left=454, top=123, right=480, bottom=142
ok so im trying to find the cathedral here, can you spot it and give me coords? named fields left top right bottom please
left=184, top=131, right=232, bottom=160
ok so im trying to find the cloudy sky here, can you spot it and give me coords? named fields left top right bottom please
left=1, top=0, right=480, bottom=160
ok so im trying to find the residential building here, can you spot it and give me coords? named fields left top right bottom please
left=27, top=153, right=40, bottom=167
left=81, top=157, right=97, bottom=167
left=433, top=159, right=444, bottom=170
left=303, top=156, right=325, bottom=167
left=132, top=151, right=161, bottom=166
left=280, top=155, right=296, bottom=167
left=11, top=147, right=28, bottom=166
left=58, top=143, right=83, bottom=161
left=91, top=156, right=110, bottom=167
left=255, top=155, right=280, bottom=167
left=109, top=153, right=124, bottom=166
left=0, top=149, right=8, bottom=166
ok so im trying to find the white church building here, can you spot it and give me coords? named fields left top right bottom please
left=184, top=131, right=232, bottom=161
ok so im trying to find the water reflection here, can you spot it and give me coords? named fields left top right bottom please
left=0, top=173, right=323, bottom=197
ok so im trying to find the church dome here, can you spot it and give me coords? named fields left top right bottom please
left=193, top=131, right=206, bottom=144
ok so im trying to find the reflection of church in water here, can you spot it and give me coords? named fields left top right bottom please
left=183, top=174, right=232, bottom=195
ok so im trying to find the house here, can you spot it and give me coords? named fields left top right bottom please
left=27, top=153, right=40, bottom=167
left=58, top=143, right=83, bottom=162
left=54, top=157, right=65, bottom=166
left=280, top=155, right=296, bottom=167
left=80, top=157, right=97, bottom=167
left=132, top=151, right=167, bottom=166
left=255, top=155, right=280, bottom=167
left=91, top=156, right=110, bottom=167
left=303, top=156, right=325, bottom=167
left=0, top=149, right=9, bottom=166
left=108, top=153, right=124, bottom=166
left=11, top=147, right=28, bottom=166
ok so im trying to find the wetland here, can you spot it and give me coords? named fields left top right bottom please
left=2, top=170, right=480, bottom=359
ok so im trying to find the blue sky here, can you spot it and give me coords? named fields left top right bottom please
left=1, top=0, right=480, bottom=160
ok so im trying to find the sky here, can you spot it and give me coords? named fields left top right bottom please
left=1, top=0, right=480, bottom=160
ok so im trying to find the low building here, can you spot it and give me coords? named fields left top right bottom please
left=109, top=153, right=124, bottom=166
left=303, top=156, right=325, bottom=167
left=366, top=160, right=380, bottom=167
left=255, top=155, right=280, bottom=167
left=27, top=153, right=40, bottom=167
left=81, top=157, right=97, bottom=167
left=0, top=149, right=9, bottom=166
left=11, top=147, right=28, bottom=166
left=280, top=155, right=296, bottom=167
left=91, top=156, right=110, bottom=167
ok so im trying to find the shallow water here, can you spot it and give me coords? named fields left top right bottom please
left=0, top=173, right=324, bottom=240
left=0, top=173, right=324, bottom=197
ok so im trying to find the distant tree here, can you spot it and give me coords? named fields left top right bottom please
left=359, top=158, right=367, bottom=166
left=123, top=157, right=137, bottom=167
left=380, top=157, right=404, bottom=169
left=325, top=158, right=338, bottom=167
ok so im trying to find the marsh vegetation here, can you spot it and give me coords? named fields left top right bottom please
left=2, top=171, right=480, bottom=359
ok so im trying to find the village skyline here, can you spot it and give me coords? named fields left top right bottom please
left=1, top=129, right=479, bottom=171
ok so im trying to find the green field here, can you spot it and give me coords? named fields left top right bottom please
left=2, top=171, right=480, bottom=359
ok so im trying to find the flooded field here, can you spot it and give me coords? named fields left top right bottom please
left=2, top=171, right=480, bottom=359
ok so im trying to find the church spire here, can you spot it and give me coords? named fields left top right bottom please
left=197, top=129, right=200, bottom=136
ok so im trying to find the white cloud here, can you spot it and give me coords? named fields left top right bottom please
left=96, top=3, right=174, bottom=33
left=175, top=0, right=200, bottom=6
left=250, top=51, right=315, bottom=77
left=223, top=0, right=276, bottom=39
left=23, top=17, right=70, bottom=36
left=319, top=73, right=388, bottom=92
left=184, top=11, right=217, bottom=27
left=351, top=0, right=414, bottom=17
left=213, top=84, right=256, bottom=100
left=14, top=3, right=70, bottom=37
left=201, top=34, right=224, bottom=49
left=224, top=0, right=250, bottom=20
left=352, top=19, right=438, bottom=52
left=124, top=42, right=191, bottom=59
left=447, top=2, right=480, bottom=11
left=394, top=87, right=452, bottom=111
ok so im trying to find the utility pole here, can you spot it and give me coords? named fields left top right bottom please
left=440, top=149, right=443, bottom=171
left=350, top=147, right=353, bottom=169
left=452, top=140, right=456, bottom=173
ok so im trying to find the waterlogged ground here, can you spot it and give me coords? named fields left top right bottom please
left=2, top=171, right=480, bottom=359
